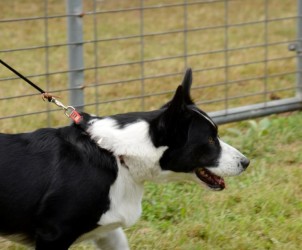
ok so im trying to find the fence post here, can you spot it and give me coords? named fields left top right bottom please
left=296, top=0, right=302, bottom=99
left=66, top=0, right=84, bottom=110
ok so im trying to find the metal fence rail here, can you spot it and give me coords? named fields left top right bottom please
left=0, top=0, right=301, bottom=132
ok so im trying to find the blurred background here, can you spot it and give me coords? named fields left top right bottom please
left=0, top=0, right=300, bottom=132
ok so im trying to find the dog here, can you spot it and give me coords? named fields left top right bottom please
left=0, top=68, right=249, bottom=250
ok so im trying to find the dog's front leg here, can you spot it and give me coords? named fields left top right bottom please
left=93, top=227, right=130, bottom=250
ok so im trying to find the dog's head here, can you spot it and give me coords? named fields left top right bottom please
left=151, top=68, right=249, bottom=190
left=86, top=69, right=249, bottom=190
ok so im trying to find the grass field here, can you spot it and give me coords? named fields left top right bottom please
left=0, top=0, right=301, bottom=249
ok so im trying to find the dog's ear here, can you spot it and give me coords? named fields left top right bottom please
left=160, top=85, right=188, bottom=126
left=181, top=68, right=194, bottom=105
left=160, top=68, right=194, bottom=109
left=168, top=85, right=185, bottom=112
left=152, top=86, right=192, bottom=146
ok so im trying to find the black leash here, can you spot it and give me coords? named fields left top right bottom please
left=0, top=59, right=49, bottom=100
left=0, top=59, right=83, bottom=124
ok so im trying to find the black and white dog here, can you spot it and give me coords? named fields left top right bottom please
left=0, top=69, right=249, bottom=250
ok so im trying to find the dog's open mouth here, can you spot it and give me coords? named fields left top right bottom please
left=194, top=168, right=225, bottom=191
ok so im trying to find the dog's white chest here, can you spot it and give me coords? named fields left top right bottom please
left=98, top=165, right=144, bottom=228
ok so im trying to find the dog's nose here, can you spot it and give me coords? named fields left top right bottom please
left=241, top=158, right=250, bottom=169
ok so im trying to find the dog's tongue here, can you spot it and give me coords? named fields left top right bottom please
left=195, top=168, right=225, bottom=190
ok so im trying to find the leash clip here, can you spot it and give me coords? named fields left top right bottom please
left=50, top=98, right=68, bottom=110
left=50, top=98, right=83, bottom=124
left=64, top=106, right=83, bottom=124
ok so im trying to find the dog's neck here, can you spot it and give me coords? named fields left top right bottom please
left=87, top=117, right=168, bottom=183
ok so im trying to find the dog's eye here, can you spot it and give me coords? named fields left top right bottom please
left=208, top=136, right=215, bottom=145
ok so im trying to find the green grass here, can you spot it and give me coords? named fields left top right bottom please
left=0, top=0, right=301, bottom=249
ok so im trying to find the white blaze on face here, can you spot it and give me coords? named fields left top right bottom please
left=206, top=139, right=248, bottom=177
left=190, top=109, right=249, bottom=178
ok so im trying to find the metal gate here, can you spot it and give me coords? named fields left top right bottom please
left=0, top=0, right=301, bottom=132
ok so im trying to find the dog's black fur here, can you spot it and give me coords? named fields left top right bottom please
left=0, top=125, right=118, bottom=249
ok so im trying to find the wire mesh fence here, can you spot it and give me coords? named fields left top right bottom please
left=0, top=0, right=301, bottom=133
